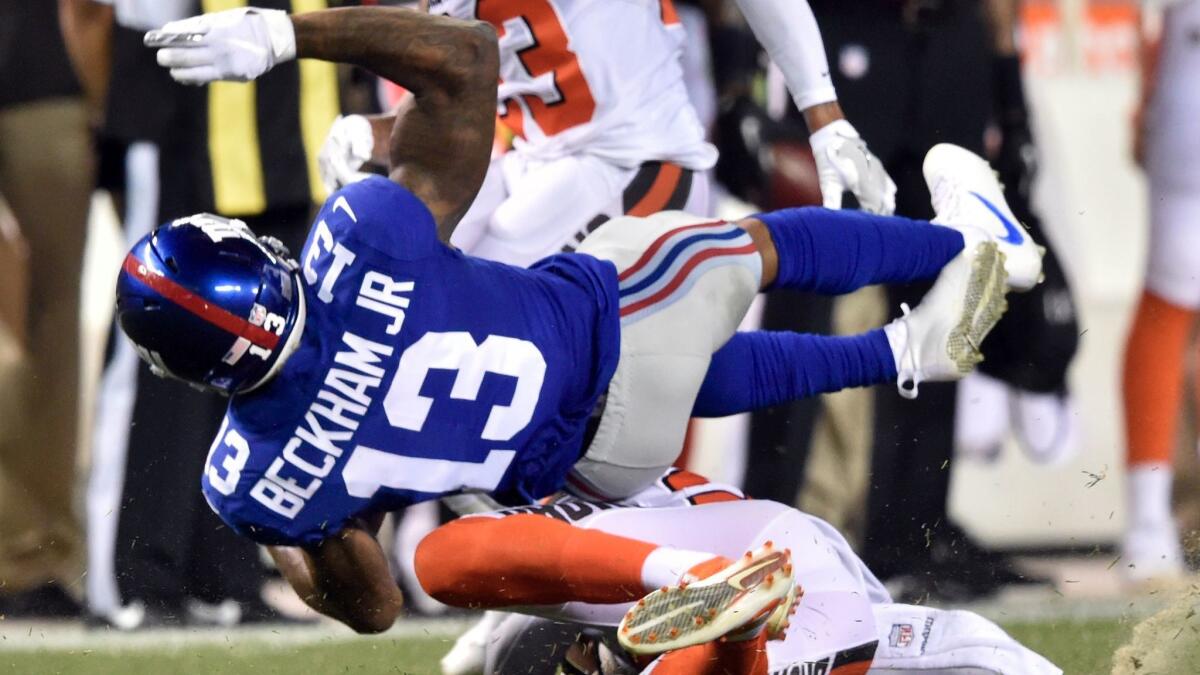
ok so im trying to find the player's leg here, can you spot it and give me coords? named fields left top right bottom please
left=415, top=513, right=704, bottom=607
left=693, top=240, right=1010, bottom=414
left=571, top=210, right=763, bottom=498
left=1121, top=183, right=1200, bottom=580
left=868, top=604, right=1062, bottom=674
left=414, top=511, right=791, bottom=632
left=687, top=145, right=1021, bottom=413
left=434, top=498, right=887, bottom=673
left=738, top=208, right=966, bottom=294
left=738, top=144, right=1039, bottom=295
left=572, top=144, right=1017, bottom=497
left=552, top=501, right=871, bottom=657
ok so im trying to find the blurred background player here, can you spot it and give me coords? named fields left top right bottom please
left=1121, top=0, right=1200, bottom=583
left=736, top=0, right=1080, bottom=601
left=0, top=0, right=101, bottom=617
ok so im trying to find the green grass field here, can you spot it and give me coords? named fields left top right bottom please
left=1, top=637, right=453, bottom=675
left=0, top=618, right=1139, bottom=675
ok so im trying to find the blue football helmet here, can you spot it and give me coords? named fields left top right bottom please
left=115, top=214, right=305, bottom=395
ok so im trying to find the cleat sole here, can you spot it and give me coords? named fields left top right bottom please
left=617, top=544, right=796, bottom=656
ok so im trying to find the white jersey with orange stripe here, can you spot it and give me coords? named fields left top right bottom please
left=429, top=0, right=717, bottom=170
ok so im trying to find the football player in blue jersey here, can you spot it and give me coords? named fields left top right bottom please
left=123, top=6, right=1042, bottom=633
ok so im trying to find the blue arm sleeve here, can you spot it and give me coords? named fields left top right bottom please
left=757, top=207, right=964, bottom=294
left=693, top=330, right=898, bottom=418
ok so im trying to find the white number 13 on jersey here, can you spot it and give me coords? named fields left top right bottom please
left=344, top=332, right=547, bottom=499
left=384, top=332, right=546, bottom=440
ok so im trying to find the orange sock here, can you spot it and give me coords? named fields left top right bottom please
left=648, top=632, right=769, bottom=675
left=415, top=514, right=714, bottom=608
left=1123, top=290, right=1196, bottom=468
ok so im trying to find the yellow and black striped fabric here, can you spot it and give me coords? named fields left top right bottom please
left=162, top=0, right=340, bottom=218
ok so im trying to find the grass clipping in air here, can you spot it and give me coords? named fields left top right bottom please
left=1111, top=586, right=1200, bottom=674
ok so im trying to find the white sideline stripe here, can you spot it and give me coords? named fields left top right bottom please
left=85, top=142, right=160, bottom=617
left=0, top=618, right=474, bottom=653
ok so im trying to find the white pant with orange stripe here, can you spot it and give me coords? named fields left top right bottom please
left=450, top=152, right=711, bottom=268
left=567, top=212, right=762, bottom=500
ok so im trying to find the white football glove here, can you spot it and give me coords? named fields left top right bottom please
left=144, top=8, right=296, bottom=85
left=809, top=119, right=897, bottom=215
left=318, top=115, right=376, bottom=194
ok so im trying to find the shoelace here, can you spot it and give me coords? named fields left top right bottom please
left=895, top=302, right=921, bottom=400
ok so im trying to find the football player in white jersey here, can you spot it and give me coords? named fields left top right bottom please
left=1122, top=0, right=1200, bottom=583
left=318, top=0, right=897, bottom=267
left=420, top=470, right=1062, bottom=675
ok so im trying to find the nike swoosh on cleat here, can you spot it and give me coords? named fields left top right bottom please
left=969, top=191, right=1023, bottom=244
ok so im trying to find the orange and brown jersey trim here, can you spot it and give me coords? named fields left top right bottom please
left=623, top=161, right=695, bottom=217
left=660, top=468, right=745, bottom=505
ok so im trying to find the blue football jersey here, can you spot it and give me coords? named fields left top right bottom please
left=202, top=177, right=620, bottom=545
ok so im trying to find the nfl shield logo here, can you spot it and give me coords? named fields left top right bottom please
left=889, top=623, right=914, bottom=648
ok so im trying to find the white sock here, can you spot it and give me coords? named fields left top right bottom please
left=883, top=319, right=906, bottom=372
left=1128, top=463, right=1174, bottom=528
left=640, top=547, right=720, bottom=591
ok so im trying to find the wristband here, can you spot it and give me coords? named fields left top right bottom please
left=256, top=8, right=297, bottom=63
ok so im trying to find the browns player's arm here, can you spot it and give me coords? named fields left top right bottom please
left=292, top=8, right=499, bottom=242
left=267, top=517, right=401, bottom=634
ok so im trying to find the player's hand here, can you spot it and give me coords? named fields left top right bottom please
left=809, top=119, right=897, bottom=215
left=318, top=115, right=376, bottom=194
left=144, top=8, right=296, bottom=85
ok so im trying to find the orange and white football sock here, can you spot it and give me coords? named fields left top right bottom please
left=414, top=514, right=724, bottom=608
left=643, top=546, right=731, bottom=590
left=1122, top=290, right=1194, bottom=527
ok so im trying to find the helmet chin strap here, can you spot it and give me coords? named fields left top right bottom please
left=243, top=275, right=307, bottom=394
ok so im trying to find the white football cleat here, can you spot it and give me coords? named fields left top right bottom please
left=885, top=231, right=1009, bottom=399
left=617, top=543, right=796, bottom=656
left=1123, top=520, right=1186, bottom=586
left=923, top=143, right=1044, bottom=291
